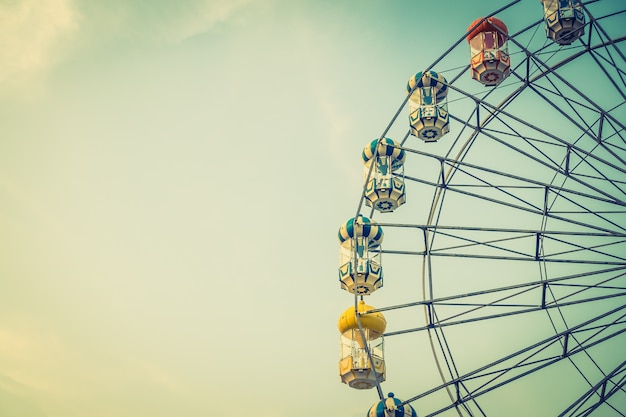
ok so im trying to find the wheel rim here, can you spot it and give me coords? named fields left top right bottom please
left=354, top=2, right=626, bottom=416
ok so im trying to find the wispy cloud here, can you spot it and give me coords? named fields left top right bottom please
left=0, top=0, right=260, bottom=96
left=0, top=318, right=191, bottom=417
left=288, top=16, right=365, bottom=189
left=0, top=0, right=79, bottom=91
left=158, top=0, right=260, bottom=43
left=81, top=0, right=260, bottom=44
left=0, top=321, right=66, bottom=394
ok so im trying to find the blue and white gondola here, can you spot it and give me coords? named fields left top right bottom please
left=407, top=71, right=450, bottom=142
left=367, top=393, right=417, bottom=417
left=362, top=138, right=406, bottom=213
left=337, top=215, right=384, bottom=295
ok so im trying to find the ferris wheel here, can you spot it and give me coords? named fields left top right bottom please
left=335, top=1, right=626, bottom=416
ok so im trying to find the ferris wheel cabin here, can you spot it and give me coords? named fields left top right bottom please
left=362, top=138, right=406, bottom=212
left=367, top=393, right=417, bottom=417
left=407, top=71, right=450, bottom=141
left=338, top=301, right=386, bottom=390
left=540, top=0, right=585, bottom=45
left=467, top=17, right=510, bottom=86
left=337, top=216, right=384, bottom=295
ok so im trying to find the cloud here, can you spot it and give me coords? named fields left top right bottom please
left=0, top=319, right=192, bottom=417
left=0, top=379, right=47, bottom=417
left=0, top=0, right=261, bottom=96
left=82, top=0, right=260, bottom=44
left=159, top=0, right=260, bottom=43
left=0, top=322, right=66, bottom=394
left=0, top=0, right=80, bottom=89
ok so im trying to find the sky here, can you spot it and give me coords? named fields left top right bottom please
left=1, top=1, right=625, bottom=417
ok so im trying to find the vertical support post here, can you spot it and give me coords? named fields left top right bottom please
left=475, top=100, right=480, bottom=129
left=427, top=303, right=434, bottom=328
left=600, top=380, right=607, bottom=401
left=535, top=232, right=543, bottom=261
left=597, top=113, right=604, bottom=144
left=525, top=52, right=530, bottom=85
left=439, top=159, right=446, bottom=189
left=562, top=332, right=570, bottom=358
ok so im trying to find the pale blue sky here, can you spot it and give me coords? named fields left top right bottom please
left=1, top=1, right=625, bottom=416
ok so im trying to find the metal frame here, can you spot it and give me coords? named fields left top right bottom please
left=348, top=1, right=626, bottom=416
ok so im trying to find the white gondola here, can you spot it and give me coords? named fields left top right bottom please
left=407, top=71, right=449, bottom=142
left=540, top=0, right=585, bottom=45
left=337, top=216, right=383, bottom=295
left=362, top=138, right=406, bottom=212
left=338, top=301, right=386, bottom=390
